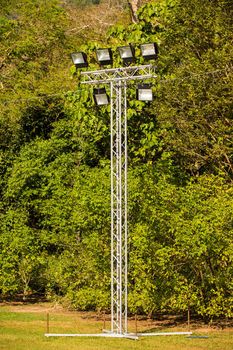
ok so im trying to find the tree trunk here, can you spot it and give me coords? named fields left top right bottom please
left=127, top=0, right=140, bottom=23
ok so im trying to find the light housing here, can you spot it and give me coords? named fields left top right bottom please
left=93, top=87, right=109, bottom=106
left=136, top=84, right=153, bottom=101
left=118, top=45, right=135, bottom=65
left=71, top=52, right=88, bottom=68
left=140, top=43, right=158, bottom=61
left=96, top=48, right=113, bottom=66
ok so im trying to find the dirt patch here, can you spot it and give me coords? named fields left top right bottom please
left=0, top=301, right=64, bottom=314
left=1, top=301, right=232, bottom=332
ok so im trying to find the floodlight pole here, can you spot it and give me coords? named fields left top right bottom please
left=110, top=79, right=128, bottom=334
left=81, top=64, right=156, bottom=335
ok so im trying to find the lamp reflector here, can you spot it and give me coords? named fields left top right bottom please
left=93, top=88, right=109, bottom=106
left=96, top=48, right=113, bottom=65
left=71, top=52, right=88, bottom=68
left=137, top=84, right=153, bottom=101
left=118, top=45, right=135, bottom=64
left=140, top=43, right=158, bottom=60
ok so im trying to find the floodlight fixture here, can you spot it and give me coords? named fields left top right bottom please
left=118, top=45, right=135, bottom=65
left=140, top=43, right=158, bottom=61
left=93, top=87, right=109, bottom=106
left=71, top=52, right=88, bottom=68
left=136, top=84, right=153, bottom=101
left=96, top=48, right=113, bottom=66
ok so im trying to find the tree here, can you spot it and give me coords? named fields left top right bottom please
left=0, top=0, right=232, bottom=320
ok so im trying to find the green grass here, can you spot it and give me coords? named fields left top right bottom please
left=0, top=304, right=232, bottom=350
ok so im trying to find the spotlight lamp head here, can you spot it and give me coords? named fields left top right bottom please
left=96, top=48, right=113, bottom=66
left=118, top=44, right=135, bottom=65
left=137, top=84, right=153, bottom=102
left=93, top=87, right=109, bottom=106
left=140, top=43, right=158, bottom=61
left=71, top=52, right=88, bottom=68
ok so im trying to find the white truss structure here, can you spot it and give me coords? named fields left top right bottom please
left=81, top=64, right=156, bottom=85
left=110, top=79, right=128, bottom=334
left=45, top=64, right=192, bottom=338
left=81, top=64, right=156, bottom=335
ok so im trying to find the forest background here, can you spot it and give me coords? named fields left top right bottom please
left=0, top=0, right=232, bottom=321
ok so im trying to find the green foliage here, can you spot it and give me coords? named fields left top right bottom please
left=128, top=170, right=233, bottom=317
left=107, top=0, right=233, bottom=177
left=0, top=0, right=232, bottom=321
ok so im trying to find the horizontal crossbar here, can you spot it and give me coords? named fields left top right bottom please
left=81, top=64, right=157, bottom=84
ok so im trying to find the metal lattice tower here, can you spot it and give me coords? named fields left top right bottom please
left=45, top=63, right=193, bottom=338
left=110, top=80, right=128, bottom=334
left=81, top=64, right=156, bottom=335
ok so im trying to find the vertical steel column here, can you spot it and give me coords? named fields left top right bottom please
left=123, top=80, right=128, bottom=334
left=81, top=65, right=156, bottom=336
left=110, top=80, right=128, bottom=334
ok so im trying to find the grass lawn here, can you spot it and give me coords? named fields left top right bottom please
left=0, top=302, right=232, bottom=350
